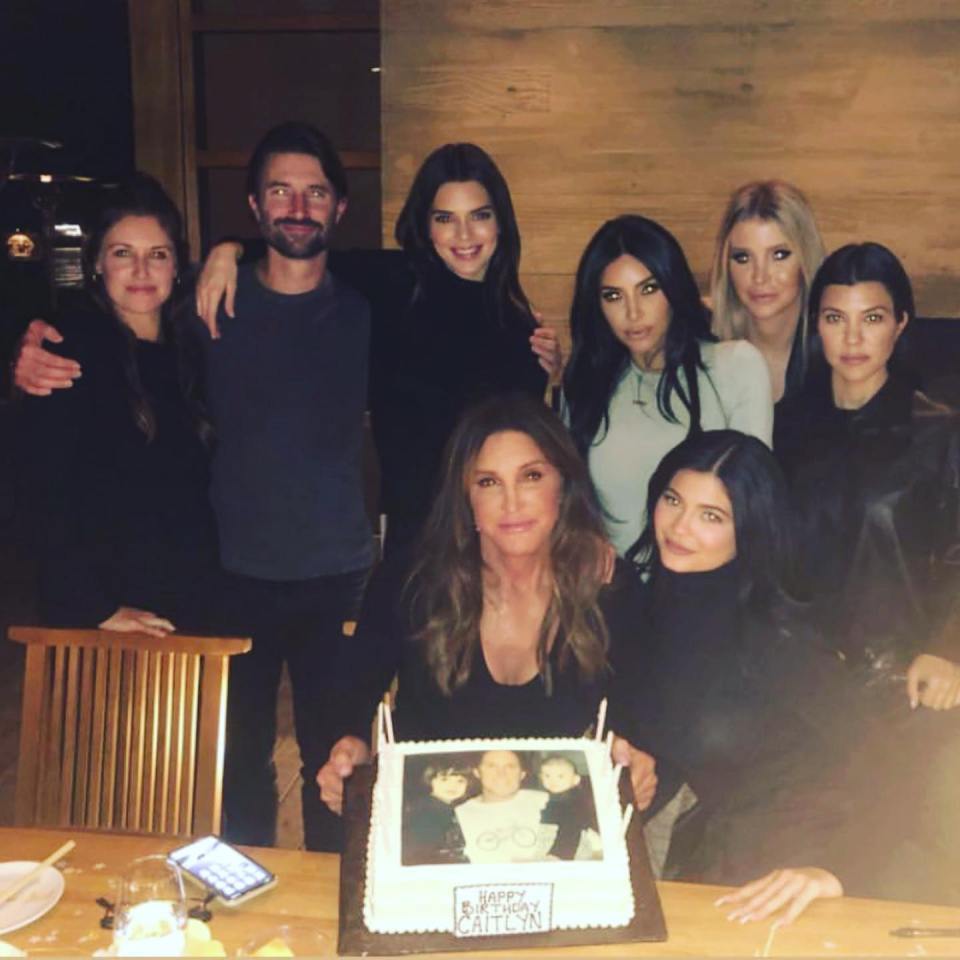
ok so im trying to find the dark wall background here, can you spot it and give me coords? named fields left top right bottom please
left=0, top=0, right=134, bottom=364
left=0, top=2, right=136, bottom=641
left=195, top=18, right=381, bottom=252
left=1, top=0, right=134, bottom=178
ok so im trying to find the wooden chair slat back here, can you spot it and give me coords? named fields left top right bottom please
left=141, top=651, right=160, bottom=831
left=102, top=646, right=123, bottom=827
left=89, top=647, right=110, bottom=828
left=44, top=646, right=67, bottom=822
left=57, top=647, right=81, bottom=825
left=73, top=648, right=96, bottom=824
left=180, top=656, right=201, bottom=832
left=10, top=627, right=251, bottom=837
left=116, top=651, right=135, bottom=830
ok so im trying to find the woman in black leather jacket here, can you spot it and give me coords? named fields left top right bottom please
left=776, top=243, right=960, bottom=714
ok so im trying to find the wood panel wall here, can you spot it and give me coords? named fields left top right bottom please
left=382, top=0, right=960, bottom=337
left=127, top=0, right=381, bottom=257
left=127, top=0, right=199, bottom=255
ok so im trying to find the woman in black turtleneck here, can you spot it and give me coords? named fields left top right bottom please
left=776, top=243, right=960, bottom=715
left=613, top=430, right=960, bottom=925
left=371, top=143, right=550, bottom=551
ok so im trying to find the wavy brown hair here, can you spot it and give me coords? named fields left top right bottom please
left=409, top=394, right=612, bottom=696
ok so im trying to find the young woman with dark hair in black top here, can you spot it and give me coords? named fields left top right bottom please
left=615, top=429, right=960, bottom=925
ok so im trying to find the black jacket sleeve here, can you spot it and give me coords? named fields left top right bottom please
left=921, top=420, right=960, bottom=661
left=17, top=314, right=117, bottom=624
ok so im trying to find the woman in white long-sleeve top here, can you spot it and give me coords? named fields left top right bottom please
left=562, top=214, right=772, bottom=555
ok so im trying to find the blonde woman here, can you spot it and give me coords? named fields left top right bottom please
left=709, top=181, right=825, bottom=405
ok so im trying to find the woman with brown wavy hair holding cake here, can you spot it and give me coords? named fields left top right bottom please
left=316, top=393, right=655, bottom=817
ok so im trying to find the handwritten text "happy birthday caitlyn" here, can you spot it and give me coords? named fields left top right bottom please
left=453, top=883, right=553, bottom=937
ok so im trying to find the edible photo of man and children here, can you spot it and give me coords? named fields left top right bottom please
left=401, top=749, right=602, bottom=866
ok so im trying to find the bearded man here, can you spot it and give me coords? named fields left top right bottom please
left=207, top=122, right=372, bottom=852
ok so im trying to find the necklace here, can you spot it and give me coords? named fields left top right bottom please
left=633, top=369, right=647, bottom=406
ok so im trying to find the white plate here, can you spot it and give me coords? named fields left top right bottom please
left=0, top=862, right=66, bottom=935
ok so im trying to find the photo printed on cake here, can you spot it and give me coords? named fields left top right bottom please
left=401, top=749, right=602, bottom=865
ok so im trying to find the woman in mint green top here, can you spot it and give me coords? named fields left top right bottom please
left=563, top=215, right=772, bottom=554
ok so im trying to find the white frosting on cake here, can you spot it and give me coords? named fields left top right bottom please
left=363, top=736, right=635, bottom=936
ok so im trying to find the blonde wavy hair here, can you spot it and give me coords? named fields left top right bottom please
left=408, top=394, right=612, bottom=697
left=709, top=181, right=825, bottom=351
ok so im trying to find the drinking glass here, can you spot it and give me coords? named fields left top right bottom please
left=112, top=855, right=188, bottom=957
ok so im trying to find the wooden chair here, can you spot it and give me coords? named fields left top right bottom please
left=9, top=626, right=251, bottom=837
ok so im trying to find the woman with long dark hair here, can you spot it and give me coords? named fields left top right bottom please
left=393, top=142, right=533, bottom=322
left=192, top=142, right=557, bottom=553
left=19, top=173, right=220, bottom=635
left=777, top=242, right=960, bottom=713
left=615, top=429, right=960, bottom=923
left=563, top=215, right=772, bottom=554
left=370, top=143, right=551, bottom=549
left=315, top=394, right=655, bottom=815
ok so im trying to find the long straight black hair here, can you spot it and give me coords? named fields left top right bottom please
left=631, top=429, right=801, bottom=611
left=83, top=173, right=211, bottom=445
left=563, top=215, right=714, bottom=458
left=394, top=142, right=535, bottom=330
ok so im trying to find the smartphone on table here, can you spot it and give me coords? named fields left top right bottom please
left=168, top=835, right=277, bottom=906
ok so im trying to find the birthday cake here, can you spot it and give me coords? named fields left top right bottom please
left=363, top=736, right=635, bottom=936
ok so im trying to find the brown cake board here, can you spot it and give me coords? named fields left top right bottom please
left=337, top=762, right=668, bottom=956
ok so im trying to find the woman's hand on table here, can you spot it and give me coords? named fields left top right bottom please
left=99, top=606, right=175, bottom=638
left=316, top=735, right=371, bottom=814
left=14, top=319, right=81, bottom=396
left=195, top=241, right=243, bottom=339
left=716, top=867, right=843, bottom=926
left=611, top=736, right=657, bottom=811
left=906, top=653, right=960, bottom=710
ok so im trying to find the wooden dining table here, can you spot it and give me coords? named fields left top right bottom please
left=2, top=826, right=960, bottom=957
